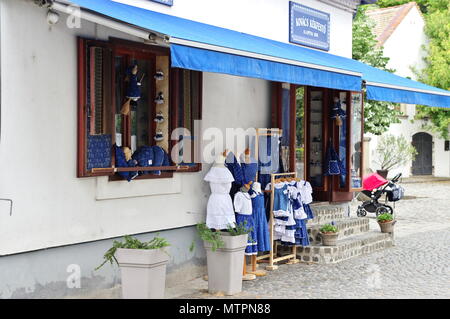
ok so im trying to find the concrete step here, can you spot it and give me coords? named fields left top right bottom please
left=308, top=202, right=349, bottom=226
left=307, top=217, right=370, bottom=245
left=296, top=231, right=394, bottom=264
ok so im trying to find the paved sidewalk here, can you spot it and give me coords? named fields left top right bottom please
left=167, top=181, right=450, bottom=299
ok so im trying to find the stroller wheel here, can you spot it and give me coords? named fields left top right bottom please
left=357, top=208, right=367, bottom=217
left=375, top=206, right=393, bottom=216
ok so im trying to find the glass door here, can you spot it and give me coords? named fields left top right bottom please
left=350, top=92, right=364, bottom=190
left=305, top=87, right=329, bottom=201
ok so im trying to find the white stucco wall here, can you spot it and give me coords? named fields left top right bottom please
left=0, top=0, right=271, bottom=254
left=383, top=6, right=427, bottom=80
left=367, top=118, right=450, bottom=179
left=116, top=0, right=354, bottom=58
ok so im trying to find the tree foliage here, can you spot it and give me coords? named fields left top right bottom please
left=373, top=134, right=417, bottom=170
left=352, top=6, right=401, bottom=135
left=376, top=0, right=450, bottom=139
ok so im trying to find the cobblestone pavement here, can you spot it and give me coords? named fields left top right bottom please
left=167, top=181, right=450, bottom=299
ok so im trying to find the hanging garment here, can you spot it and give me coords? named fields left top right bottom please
left=251, top=192, right=271, bottom=252
left=234, top=191, right=257, bottom=255
left=324, top=144, right=345, bottom=176
left=256, top=135, right=281, bottom=189
left=241, top=158, right=258, bottom=185
left=270, top=181, right=296, bottom=243
left=330, top=100, right=346, bottom=119
left=288, top=182, right=307, bottom=220
left=280, top=181, right=313, bottom=246
left=272, top=183, right=290, bottom=217
left=299, top=180, right=313, bottom=204
left=204, top=166, right=236, bottom=230
left=225, top=152, right=244, bottom=186
left=225, top=152, right=244, bottom=199
left=125, top=65, right=141, bottom=101
left=303, top=203, right=314, bottom=220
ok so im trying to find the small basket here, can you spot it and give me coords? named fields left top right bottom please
left=356, top=192, right=371, bottom=202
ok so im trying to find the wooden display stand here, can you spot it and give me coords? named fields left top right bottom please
left=256, top=171, right=300, bottom=270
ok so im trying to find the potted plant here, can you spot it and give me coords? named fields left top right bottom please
left=96, top=234, right=170, bottom=299
left=373, top=134, right=417, bottom=178
left=377, top=213, right=396, bottom=233
left=319, top=223, right=339, bottom=246
left=197, top=222, right=249, bottom=296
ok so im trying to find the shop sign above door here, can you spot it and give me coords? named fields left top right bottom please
left=289, top=2, right=330, bottom=51
left=149, top=0, right=173, bottom=6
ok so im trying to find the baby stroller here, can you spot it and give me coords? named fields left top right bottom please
left=356, top=172, right=404, bottom=217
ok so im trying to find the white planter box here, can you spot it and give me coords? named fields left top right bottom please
left=204, top=233, right=248, bottom=296
left=115, top=248, right=169, bottom=299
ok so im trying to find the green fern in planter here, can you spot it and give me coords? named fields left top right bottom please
left=377, top=213, right=394, bottom=223
left=197, top=221, right=254, bottom=252
left=227, top=221, right=255, bottom=243
left=95, top=234, right=170, bottom=270
left=197, top=223, right=225, bottom=252
left=319, top=224, right=338, bottom=234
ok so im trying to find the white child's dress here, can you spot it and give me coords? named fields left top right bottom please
left=204, top=166, right=236, bottom=229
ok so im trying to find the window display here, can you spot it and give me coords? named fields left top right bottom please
left=351, top=92, right=363, bottom=189
left=309, top=90, right=324, bottom=187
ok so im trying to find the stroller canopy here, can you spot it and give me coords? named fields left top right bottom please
left=363, top=173, right=388, bottom=191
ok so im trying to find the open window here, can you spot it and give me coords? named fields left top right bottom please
left=77, top=37, right=202, bottom=179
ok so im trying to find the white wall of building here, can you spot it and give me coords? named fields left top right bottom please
left=383, top=6, right=427, bottom=79
left=0, top=0, right=273, bottom=255
left=368, top=116, right=450, bottom=178
left=116, top=0, right=354, bottom=58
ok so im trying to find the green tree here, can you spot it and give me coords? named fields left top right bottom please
left=352, top=6, right=401, bottom=135
left=375, top=0, right=450, bottom=139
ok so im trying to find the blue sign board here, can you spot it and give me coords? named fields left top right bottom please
left=149, top=0, right=173, bottom=6
left=289, top=2, right=330, bottom=51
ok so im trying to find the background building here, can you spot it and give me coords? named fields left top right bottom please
left=366, top=2, right=450, bottom=178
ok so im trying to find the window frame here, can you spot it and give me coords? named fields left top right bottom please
left=77, top=37, right=202, bottom=179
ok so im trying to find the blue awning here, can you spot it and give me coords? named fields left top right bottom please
left=58, top=0, right=450, bottom=108
left=56, top=0, right=362, bottom=92
left=352, top=60, right=450, bottom=108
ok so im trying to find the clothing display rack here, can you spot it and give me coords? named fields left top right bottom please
left=256, top=172, right=300, bottom=270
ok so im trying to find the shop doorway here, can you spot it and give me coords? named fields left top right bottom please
left=412, top=132, right=433, bottom=175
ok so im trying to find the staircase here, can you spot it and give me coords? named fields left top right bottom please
left=295, top=202, right=394, bottom=264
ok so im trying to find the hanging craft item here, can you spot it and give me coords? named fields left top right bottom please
left=154, top=111, right=164, bottom=123
left=324, top=142, right=345, bottom=176
left=155, top=56, right=169, bottom=152
left=154, top=70, right=164, bottom=81
left=154, top=130, right=164, bottom=141
left=330, top=97, right=346, bottom=126
left=154, top=92, right=164, bottom=104
left=121, top=64, right=145, bottom=115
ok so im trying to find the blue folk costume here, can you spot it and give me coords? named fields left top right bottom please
left=126, top=65, right=141, bottom=101
left=114, top=144, right=138, bottom=182
left=225, top=152, right=244, bottom=199
left=256, top=135, right=282, bottom=190
left=269, top=180, right=314, bottom=246
left=131, top=145, right=169, bottom=176
left=241, top=158, right=258, bottom=186
left=250, top=189, right=271, bottom=252
left=234, top=190, right=258, bottom=255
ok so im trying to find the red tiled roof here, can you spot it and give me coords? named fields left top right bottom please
left=366, top=2, right=422, bottom=46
